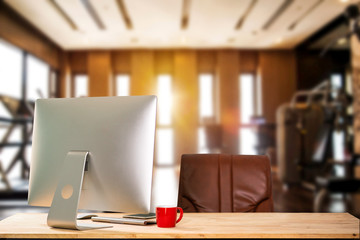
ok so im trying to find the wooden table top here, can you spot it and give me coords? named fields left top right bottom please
left=0, top=212, right=358, bottom=239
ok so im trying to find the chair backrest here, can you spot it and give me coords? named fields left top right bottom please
left=177, top=154, right=273, bottom=212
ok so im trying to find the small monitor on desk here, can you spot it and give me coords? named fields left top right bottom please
left=28, top=96, right=157, bottom=230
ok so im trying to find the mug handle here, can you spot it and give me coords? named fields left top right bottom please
left=176, top=207, right=183, bottom=223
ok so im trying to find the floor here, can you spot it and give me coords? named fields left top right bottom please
left=0, top=173, right=359, bottom=221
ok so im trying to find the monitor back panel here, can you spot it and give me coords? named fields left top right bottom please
left=28, top=96, right=157, bottom=213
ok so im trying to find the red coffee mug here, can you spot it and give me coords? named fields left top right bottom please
left=156, top=206, right=183, bottom=228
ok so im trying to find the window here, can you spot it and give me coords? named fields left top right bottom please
left=333, top=131, right=345, bottom=162
left=151, top=166, right=178, bottom=208
left=0, top=40, right=54, bottom=188
left=1, top=127, right=22, bottom=180
left=74, top=75, right=88, bottom=97
left=197, top=127, right=209, bottom=154
left=153, top=74, right=175, bottom=207
left=0, top=40, right=22, bottom=100
left=116, top=74, right=130, bottom=96
left=330, top=73, right=342, bottom=98
left=156, top=74, right=174, bottom=165
left=156, top=74, right=173, bottom=165
left=239, top=128, right=257, bottom=155
left=239, top=74, right=257, bottom=155
left=26, top=54, right=50, bottom=101
left=240, top=74, right=255, bottom=124
left=199, top=74, right=214, bottom=120
left=330, top=74, right=342, bottom=90
left=256, top=71, right=263, bottom=116
left=156, top=129, right=174, bottom=165
left=198, top=74, right=215, bottom=153
left=0, top=40, right=25, bottom=181
left=157, top=75, right=172, bottom=125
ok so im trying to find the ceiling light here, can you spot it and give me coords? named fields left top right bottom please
left=288, top=0, right=324, bottom=31
left=235, top=0, right=258, bottom=30
left=80, top=0, right=106, bottom=30
left=181, top=0, right=190, bottom=30
left=340, top=0, right=349, bottom=3
left=48, top=0, right=78, bottom=30
left=263, top=0, right=295, bottom=30
left=116, top=0, right=133, bottom=30
left=337, top=37, right=347, bottom=45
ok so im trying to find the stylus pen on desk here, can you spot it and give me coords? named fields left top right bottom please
left=92, top=216, right=157, bottom=225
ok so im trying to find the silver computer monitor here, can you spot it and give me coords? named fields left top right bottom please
left=28, top=95, right=157, bottom=229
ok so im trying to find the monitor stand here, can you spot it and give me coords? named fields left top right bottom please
left=47, top=151, right=112, bottom=230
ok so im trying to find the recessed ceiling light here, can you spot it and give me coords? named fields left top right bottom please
left=337, top=37, right=347, bottom=45
left=340, top=0, right=349, bottom=3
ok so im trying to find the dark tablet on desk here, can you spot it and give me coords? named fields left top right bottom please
left=123, top=213, right=156, bottom=219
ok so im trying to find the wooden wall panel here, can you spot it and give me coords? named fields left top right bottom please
left=130, top=51, right=156, bottom=95
left=259, top=51, right=297, bottom=123
left=198, top=50, right=216, bottom=73
left=239, top=51, right=258, bottom=73
left=87, top=51, right=112, bottom=97
left=0, top=2, right=60, bottom=68
left=155, top=51, right=173, bottom=74
left=217, top=50, right=240, bottom=154
left=57, top=48, right=297, bottom=158
left=173, top=50, right=198, bottom=163
left=69, top=51, right=87, bottom=73
left=112, top=51, right=131, bottom=73
left=296, top=50, right=349, bottom=90
left=58, top=52, right=71, bottom=98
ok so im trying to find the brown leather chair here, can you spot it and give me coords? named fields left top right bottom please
left=177, top=154, right=273, bottom=212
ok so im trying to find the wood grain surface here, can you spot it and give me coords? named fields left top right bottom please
left=0, top=212, right=358, bottom=239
